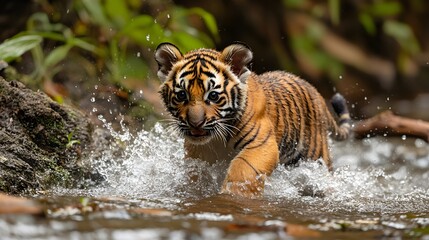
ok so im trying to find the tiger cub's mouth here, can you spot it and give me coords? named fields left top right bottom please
left=184, top=128, right=213, bottom=145
left=189, top=129, right=209, bottom=137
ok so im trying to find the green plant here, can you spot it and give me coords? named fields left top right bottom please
left=0, top=12, right=101, bottom=102
left=66, top=131, right=81, bottom=149
left=75, top=0, right=219, bottom=84
left=0, top=0, right=219, bottom=97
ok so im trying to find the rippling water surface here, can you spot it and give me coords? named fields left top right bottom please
left=1, top=123, right=429, bottom=239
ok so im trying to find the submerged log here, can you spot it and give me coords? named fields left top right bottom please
left=353, top=110, right=429, bottom=142
left=0, top=193, right=43, bottom=215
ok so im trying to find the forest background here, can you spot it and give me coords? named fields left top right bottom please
left=1, top=0, right=428, bottom=128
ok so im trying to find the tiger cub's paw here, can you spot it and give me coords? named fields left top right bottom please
left=220, top=178, right=264, bottom=198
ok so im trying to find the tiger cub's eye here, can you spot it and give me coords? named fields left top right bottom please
left=176, top=91, right=187, bottom=101
left=208, top=91, right=219, bottom=102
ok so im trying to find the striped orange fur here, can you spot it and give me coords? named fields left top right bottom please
left=155, top=42, right=351, bottom=197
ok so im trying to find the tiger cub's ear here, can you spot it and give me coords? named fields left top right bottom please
left=154, top=43, right=183, bottom=82
left=220, top=43, right=253, bottom=82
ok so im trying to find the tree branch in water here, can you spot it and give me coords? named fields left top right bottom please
left=353, top=110, right=429, bottom=142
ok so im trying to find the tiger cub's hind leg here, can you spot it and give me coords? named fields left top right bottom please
left=319, top=133, right=332, bottom=171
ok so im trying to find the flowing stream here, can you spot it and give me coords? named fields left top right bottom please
left=1, top=123, right=429, bottom=239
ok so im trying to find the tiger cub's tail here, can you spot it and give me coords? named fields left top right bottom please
left=329, top=93, right=352, bottom=141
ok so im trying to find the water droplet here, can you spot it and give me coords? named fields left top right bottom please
left=364, top=97, right=368, bottom=101
left=139, top=90, right=143, bottom=94
left=339, top=75, right=343, bottom=79
left=386, top=97, right=390, bottom=101
left=415, top=138, right=426, bottom=148
left=90, top=97, right=95, bottom=102
left=123, top=76, right=127, bottom=80
left=401, top=135, right=407, bottom=140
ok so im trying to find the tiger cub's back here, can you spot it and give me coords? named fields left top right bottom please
left=252, top=71, right=349, bottom=170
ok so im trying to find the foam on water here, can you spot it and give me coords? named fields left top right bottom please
left=88, top=122, right=225, bottom=200
left=84, top=123, right=429, bottom=213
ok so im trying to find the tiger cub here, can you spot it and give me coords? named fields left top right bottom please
left=155, top=42, right=351, bottom=197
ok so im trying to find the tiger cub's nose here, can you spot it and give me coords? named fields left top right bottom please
left=188, top=118, right=205, bottom=129
left=187, top=103, right=205, bottom=129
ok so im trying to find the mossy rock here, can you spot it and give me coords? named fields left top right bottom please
left=0, top=77, right=97, bottom=194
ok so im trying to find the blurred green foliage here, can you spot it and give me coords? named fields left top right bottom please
left=0, top=0, right=219, bottom=90
left=0, top=0, right=426, bottom=103
left=282, top=0, right=422, bottom=81
left=75, top=0, right=218, bottom=83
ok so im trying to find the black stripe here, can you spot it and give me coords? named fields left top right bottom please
left=240, top=124, right=261, bottom=149
left=222, top=72, right=230, bottom=87
left=179, top=70, right=194, bottom=79
left=234, top=122, right=256, bottom=149
left=339, top=118, right=351, bottom=125
left=204, top=71, right=216, bottom=79
left=187, top=52, right=217, bottom=60
left=236, top=157, right=260, bottom=175
left=203, top=59, right=220, bottom=72
left=247, top=129, right=273, bottom=150
left=287, top=82, right=303, bottom=139
left=295, top=81, right=315, bottom=158
left=230, top=86, right=237, bottom=109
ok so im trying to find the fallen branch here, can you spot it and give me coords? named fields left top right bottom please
left=353, top=110, right=429, bottom=142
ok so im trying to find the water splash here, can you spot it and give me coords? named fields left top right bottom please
left=88, top=122, right=225, bottom=200
left=71, top=122, right=429, bottom=213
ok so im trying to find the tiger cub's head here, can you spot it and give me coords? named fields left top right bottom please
left=155, top=43, right=253, bottom=145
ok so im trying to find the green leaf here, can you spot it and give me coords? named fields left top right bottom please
left=120, top=15, right=164, bottom=47
left=70, top=38, right=103, bottom=55
left=44, top=44, right=72, bottom=68
left=283, top=0, right=307, bottom=8
left=27, top=12, right=66, bottom=32
left=121, top=15, right=154, bottom=34
left=329, top=0, right=340, bottom=25
left=0, top=35, right=42, bottom=62
left=383, top=20, right=420, bottom=54
left=188, top=8, right=219, bottom=41
left=169, top=31, right=207, bottom=52
left=359, top=13, right=376, bottom=35
left=117, top=55, right=150, bottom=81
left=105, top=0, right=131, bottom=27
left=18, top=31, right=66, bottom=42
left=368, top=1, right=402, bottom=17
left=81, top=0, right=111, bottom=27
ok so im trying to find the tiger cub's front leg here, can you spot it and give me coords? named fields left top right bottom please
left=220, top=118, right=279, bottom=197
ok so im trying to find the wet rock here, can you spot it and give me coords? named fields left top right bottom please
left=0, top=77, right=97, bottom=194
